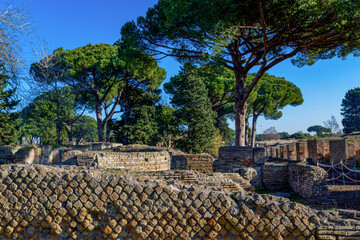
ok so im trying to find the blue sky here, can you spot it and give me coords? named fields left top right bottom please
left=11, top=0, right=360, bottom=134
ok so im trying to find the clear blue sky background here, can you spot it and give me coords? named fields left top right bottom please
left=10, top=0, right=360, bottom=134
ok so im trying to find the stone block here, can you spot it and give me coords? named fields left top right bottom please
left=296, top=141, right=308, bottom=162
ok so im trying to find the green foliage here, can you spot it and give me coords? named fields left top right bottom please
left=193, top=64, right=235, bottom=116
left=0, top=62, right=19, bottom=144
left=164, top=64, right=217, bottom=153
left=156, top=105, right=179, bottom=147
left=341, top=88, right=360, bottom=133
left=72, top=116, right=98, bottom=144
left=124, top=105, right=159, bottom=145
left=216, top=117, right=235, bottom=145
left=307, top=125, right=331, bottom=136
left=134, top=0, right=360, bottom=66
left=280, top=132, right=290, bottom=139
left=290, top=131, right=312, bottom=139
left=59, top=43, right=165, bottom=142
left=247, top=73, right=303, bottom=146
left=126, top=0, right=360, bottom=145
left=19, top=86, right=84, bottom=144
left=248, top=73, right=303, bottom=120
left=110, top=88, right=161, bottom=145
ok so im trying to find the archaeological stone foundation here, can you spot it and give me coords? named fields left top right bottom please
left=0, top=137, right=360, bottom=239
left=0, top=165, right=358, bottom=239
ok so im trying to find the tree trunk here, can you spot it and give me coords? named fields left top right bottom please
left=95, top=102, right=104, bottom=142
left=55, top=81, right=62, bottom=145
left=234, top=71, right=248, bottom=146
left=63, top=124, right=73, bottom=142
left=104, top=106, right=111, bottom=143
left=251, top=114, right=259, bottom=148
left=123, top=81, right=129, bottom=145
left=105, top=122, right=111, bottom=143
left=245, top=118, right=249, bottom=146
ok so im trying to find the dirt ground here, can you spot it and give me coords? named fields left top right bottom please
left=328, top=184, right=360, bottom=210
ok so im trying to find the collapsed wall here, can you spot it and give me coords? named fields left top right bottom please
left=261, top=163, right=328, bottom=198
left=0, top=165, right=358, bottom=239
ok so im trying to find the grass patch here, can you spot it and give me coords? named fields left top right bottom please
left=255, top=187, right=305, bottom=203
left=289, top=193, right=305, bottom=203
left=103, top=169, right=125, bottom=175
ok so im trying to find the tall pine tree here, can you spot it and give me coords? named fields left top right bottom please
left=165, top=64, right=216, bottom=153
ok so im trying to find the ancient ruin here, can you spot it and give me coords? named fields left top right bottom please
left=0, top=137, right=360, bottom=239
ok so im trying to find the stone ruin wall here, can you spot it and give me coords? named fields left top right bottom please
left=214, top=147, right=266, bottom=173
left=296, top=142, right=308, bottom=162
left=288, top=165, right=328, bottom=198
left=261, top=164, right=290, bottom=191
left=0, top=164, right=358, bottom=240
left=77, top=151, right=170, bottom=172
left=264, top=136, right=360, bottom=166
left=261, top=163, right=328, bottom=198
left=171, top=154, right=214, bottom=174
left=307, top=139, right=332, bottom=165
left=330, top=137, right=360, bottom=167
left=286, top=143, right=297, bottom=160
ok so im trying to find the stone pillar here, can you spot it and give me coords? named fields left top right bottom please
left=307, top=139, right=333, bottom=165
left=270, top=146, right=278, bottom=158
left=279, top=145, right=287, bottom=159
left=286, top=143, right=297, bottom=160
left=296, top=141, right=308, bottom=163
left=329, top=138, right=360, bottom=167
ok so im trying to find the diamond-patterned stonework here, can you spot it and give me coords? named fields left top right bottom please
left=0, top=164, right=358, bottom=239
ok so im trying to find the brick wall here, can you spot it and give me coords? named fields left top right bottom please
left=261, top=163, right=328, bottom=198
left=330, top=137, right=360, bottom=167
left=0, top=164, right=358, bottom=239
left=308, top=139, right=332, bottom=165
left=171, top=154, right=214, bottom=174
left=215, top=147, right=266, bottom=172
left=261, top=163, right=290, bottom=191
left=77, top=151, right=170, bottom=171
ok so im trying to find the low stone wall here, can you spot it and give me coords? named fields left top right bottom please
left=61, top=150, right=83, bottom=165
left=215, top=146, right=266, bottom=172
left=261, top=163, right=290, bottom=191
left=261, top=163, right=328, bottom=198
left=0, top=164, right=358, bottom=239
left=145, top=170, right=246, bottom=193
left=289, top=164, right=328, bottom=198
left=171, top=154, right=214, bottom=174
left=77, top=150, right=170, bottom=171
left=0, top=145, right=64, bottom=165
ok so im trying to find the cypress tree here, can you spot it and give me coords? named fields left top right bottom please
left=341, top=88, right=360, bottom=133
left=165, top=65, right=216, bottom=153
